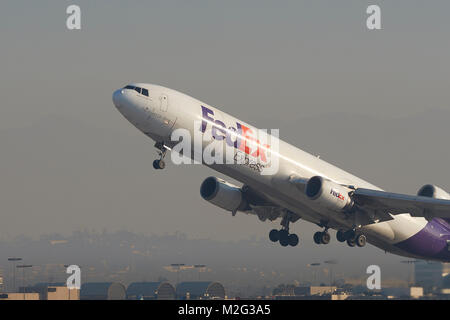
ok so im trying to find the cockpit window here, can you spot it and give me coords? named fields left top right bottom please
left=123, top=85, right=148, bottom=97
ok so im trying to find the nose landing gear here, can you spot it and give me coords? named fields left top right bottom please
left=153, top=142, right=168, bottom=170
left=153, top=159, right=165, bottom=170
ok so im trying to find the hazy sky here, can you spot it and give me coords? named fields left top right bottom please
left=1, top=1, right=450, bottom=274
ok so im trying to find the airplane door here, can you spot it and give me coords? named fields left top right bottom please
left=143, top=93, right=177, bottom=140
left=160, top=94, right=168, bottom=111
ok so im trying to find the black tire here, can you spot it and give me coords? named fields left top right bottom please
left=347, top=239, right=356, bottom=247
left=356, top=234, right=366, bottom=247
left=278, top=229, right=288, bottom=240
left=336, top=230, right=346, bottom=242
left=313, top=232, right=322, bottom=245
left=344, top=229, right=356, bottom=240
left=269, top=229, right=279, bottom=242
left=321, top=232, right=331, bottom=245
left=288, top=234, right=299, bottom=247
left=279, top=237, right=289, bottom=247
left=279, top=230, right=289, bottom=247
left=153, top=160, right=160, bottom=170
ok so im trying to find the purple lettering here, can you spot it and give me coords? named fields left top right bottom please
left=201, top=106, right=215, bottom=133
left=212, top=120, right=226, bottom=140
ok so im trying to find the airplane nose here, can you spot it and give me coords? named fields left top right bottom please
left=112, top=89, right=124, bottom=109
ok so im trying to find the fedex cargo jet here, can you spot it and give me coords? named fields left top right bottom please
left=113, top=83, right=450, bottom=262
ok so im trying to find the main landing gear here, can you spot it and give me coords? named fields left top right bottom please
left=313, top=230, right=331, bottom=245
left=269, top=213, right=299, bottom=247
left=336, top=229, right=366, bottom=248
left=153, top=141, right=168, bottom=170
left=269, top=229, right=299, bottom=247
left=312, top=228, right=367, bottom=247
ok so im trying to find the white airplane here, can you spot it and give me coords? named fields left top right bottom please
left=113, top=83, right=450, bottom=262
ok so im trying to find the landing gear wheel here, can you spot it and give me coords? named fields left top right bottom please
left=278, top=229, right=288, bottom=240
left=279, top=236, right=289, bottom=247
left=278, top=229, right=289, bottom=247
left=153, top=142, right=168, bottom=170
left=344, top=230, right=356, bottom=241
left=288, top=234, right=299, bottom=247
left=336, top=230, right=346, bottom=242
left=356, top=234, right=366, bottom=247
left=313, top=232, right=322, bottom=245
left=279, top=230, right=289, bottom=247
left=153, top=159, right=165, bottom=170
left=274, top=211, right=300, bottom=247
left=269, top=229, right=279, bottom=242
left=320, top=232, right=331, bottom=244
left=347, top=238, right=356, bottom=247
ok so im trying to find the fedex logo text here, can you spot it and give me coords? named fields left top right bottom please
left=170, top=106, right=280, bottom=175
left=200, top=106, right=270, bottom=163
left=330, top=189, right=345, bottom=201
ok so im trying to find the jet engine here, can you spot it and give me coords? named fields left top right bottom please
left=417, top=184, right=450, bottom=200
left=305, top=176, right=353, bottom=211
left=200, top=176, right=248, bottom=213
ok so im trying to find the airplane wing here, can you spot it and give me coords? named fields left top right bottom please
left=287, top=176, right=394, bottom=224
left=242, top=185, right=276, bottom=207
left=353, top=188, right=450, bottom=219
left=242, top=185, right=301, bottom=222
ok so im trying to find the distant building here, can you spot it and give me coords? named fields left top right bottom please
left=309, top=286, right=337, bottom=296
left=443, top=274, right=450, bottom=288
left=176, top=281, right=225, bottom=300
left=0, top=269, right=3, bottom=290
left=0, top=293, right=39, bottom=300
left=442, top=263, right=450, bottom=277
left=126, top=282, right=175, bottom=300
left=414, top=261, right=443, bottom=288
left=381, top=287, right=409, bottom=298
left=47, top=286, right=79, bottom=300
left=32, top=283, right=64, bottom=299
left=272, top=284, right=296, bottom=296
left=31, top=282, right=79, bottom=300
left=410, top=287, right=424, bottom=299
left=81, top=282, right=126, bottom=300
left=331, top=293, right=349, bottom=300
left=274, top=285, right=337, bottom=298
left=441, top=288, right=450, bottom=295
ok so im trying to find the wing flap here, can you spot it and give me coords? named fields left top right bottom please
left=354, top=188, right=450, bottom=218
